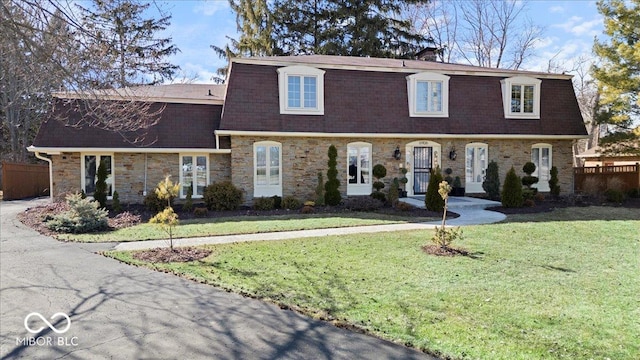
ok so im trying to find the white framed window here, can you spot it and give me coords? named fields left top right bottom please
left=254, top=141, right=282, bottom=197
left=406, top=72, right=450, bottom=117
left=347, top=142, right=372, bottom=196
left=277, top=66, right=325, bottom=115
left=180, top=154, right=209, bottom=198
left=501, top=76, right=541, bottom=119
left=81, top=154, right=114, bottom=198
left=531, top=143, right=552, bottom=192
left=465, top=143, right=488, bottom=193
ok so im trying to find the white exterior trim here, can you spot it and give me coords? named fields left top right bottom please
left=406, top=72, right=450, bottom=117
left=501, top=76, right=542, bottom=119
left=179, top=154, right=209, bottom=199
left=531, top=143, right=553, bottom=192
left=277, top=65, right=325, bottom=115
left=465, top=142, right=489, bottom=194
left=81, top=153, right=114, bottom=199
left=52, top=93, right=223, bottom=105
left=253, top=141, right=283, bottom=197
left=405, top=140, right=441, bottom=197
left=232, top=58, right=574, bottom=80
left=346, top=142, right=372, bottom=196
left=215, top=130, right=587, bottom=140
left=27, top=146, right=230, bottom=155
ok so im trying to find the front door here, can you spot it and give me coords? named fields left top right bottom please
left=465, top=143, right=488, bottom=193
left=413, top=147, right=433, bottom=194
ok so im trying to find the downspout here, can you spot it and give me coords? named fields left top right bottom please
left=34, top=152, right=53, bottom=201
left=143, top=153, right=148, bottom=196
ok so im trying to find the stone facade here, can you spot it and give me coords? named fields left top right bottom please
left=50, top=152, right=231, bottom=203
left=48, top=137, right=574, bottom=205
left=231, top=136, right=576, bottom=205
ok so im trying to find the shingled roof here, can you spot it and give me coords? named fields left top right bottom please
left=54, top=84, right=225, bottom=105
left=220, top=55, right=587, bottom=137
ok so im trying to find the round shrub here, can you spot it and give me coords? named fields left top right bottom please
left=253, top=196, right=275, bottom=210
left=204, top=181, right=243, bottom=211
left=282, top=196, right=302, bottom=210
left=522, top=161, right=536, bottom=175
left=370, top=191, right=386, bottom=202
left=45, top=193, right=108, bottom=233
left=301, top=205, right=314, bottom=214
left=372, top=164, right=387, bottom=179
left=501, top=167, right=523, bottom=208
left=604, top=189, right=625, bottom=203
left=144, top=191, right=166, bottom=213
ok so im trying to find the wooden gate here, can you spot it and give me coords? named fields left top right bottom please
left=1, top=162, right=50, bottom=200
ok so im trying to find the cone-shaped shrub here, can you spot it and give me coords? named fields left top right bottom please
left=502, top=167, right=523, bottom=208
left=94, top=160, right=108, bottom=208
left=482, top=160, right=500, bottom=200
left=549, top=166, right=560, bottom=197
left=324, top=145, right=342, bottom=206
left=425, top=167, right=445, bottom=212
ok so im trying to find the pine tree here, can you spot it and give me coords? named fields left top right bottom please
left=482, top=160, right=501, bottom=200
left=324, top=145, right=342, bottom=206
left=78, top=0, right=179, bottom=87
left=592, top=0, right=640, bottom=155
left=501, top=167, right=523, bottom=208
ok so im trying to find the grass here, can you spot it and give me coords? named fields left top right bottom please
left=59, top=212, right=438, bottom=242
left=106, top=207, right=640, bottom=359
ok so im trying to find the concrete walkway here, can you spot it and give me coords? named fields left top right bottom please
left=115, top=196, right=505, bottom=251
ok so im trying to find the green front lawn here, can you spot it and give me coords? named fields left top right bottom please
left=60, top=212, right=437, bottom=242
left=107, top=207, right=640, bottom=359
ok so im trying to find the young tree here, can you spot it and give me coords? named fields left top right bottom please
left=592, top=0, right=640, bottom=155
left=425, top=167, right=444, bottom=212
left=482, top=160, right=500, bottom=200
left=149, top=175, right=180, bottom=250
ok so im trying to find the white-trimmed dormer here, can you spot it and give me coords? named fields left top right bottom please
left=501, top=76, right=542, bottom=119
left=277, top=65, right=325, bottom=115
left=406, top=72, right=450, bottom=118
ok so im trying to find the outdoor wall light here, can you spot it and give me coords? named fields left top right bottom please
left=393, top=146, right=402, bottom=160
left=449, top=147, right=457, bottom=161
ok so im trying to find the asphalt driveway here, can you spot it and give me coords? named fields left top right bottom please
left=0, top=199, right=435, bottom=360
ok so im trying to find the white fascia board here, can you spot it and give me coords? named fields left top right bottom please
left=52, top=93, right=224, bottom=105
left=214, top=130, right=588, bottom=140
left=231, top=58, right=573, bottom=80
left=27, top=146, right=230, bottom=155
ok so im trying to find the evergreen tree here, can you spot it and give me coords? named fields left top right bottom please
left=324, top=145, right=342, bottom=206
left=425, top=167, right=444, bottom=212
left=94, top=160, right=109, bottom=209
left=78, top=0, right=179, bottom=87
left=549, top=166, right=560, bottom=197
left=501, top=167, right=523, bottom=208
left=482, top=160, right=501, bottom=200
left=592, top=0, right=640, bottom=155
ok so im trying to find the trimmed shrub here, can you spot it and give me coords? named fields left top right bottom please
left=46, top=193, right=109, bottom=234
left=111, top=191, right=122, bottom=213
left=482, top=160, right=500, bottom=200
left=502, top=167, right=523, bottom=208
left=395, top=201, right=415, bottom=211
left=301, top=205, right=314, bottom=214
left=315, top=172, right=325, bottom=206
left=144, top=191, right=166, bottom=213
left=521, top=161, right=539, bottom=190
left=204, top=181, right=243, bottom=211
left=343, top=196, right=383, bottom=211
left=253, top=196, right=275, bottom=210
left=604, top=189, right=625, bottom=203
left=534, top=192, right=546, bottom=203
left=370, top=191, right=386, bottom=202
left=282, top=196, right=302, bottom=210
left=183, top=185, right=194, bottom=212
left=193, top=207, right=208, bottom=217
left=425, top=167, right=444, bottom=212
left=271, top=195, right=282, bottom=209
left=387, top=178, right=399, bottom=207
left=371, top=164, right=387, bottom=202
left=549, top=166, right=560, bottom=197
left=304, top=200, right=315, bottom=206
left=325, top=145, right=342, bottom=206
left=93, top=160, right=109, bottom=208
left=523, top=198, right=535, bottom=207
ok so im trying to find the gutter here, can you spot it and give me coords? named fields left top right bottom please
left=33, top=151, right=53, bottom=201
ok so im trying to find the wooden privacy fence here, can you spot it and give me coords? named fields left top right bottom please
left=1, top=162, right=50, bottom=200
left=574, top=164, right=640, bottom=193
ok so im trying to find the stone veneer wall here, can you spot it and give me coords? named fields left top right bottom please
left=231, top=136, right=576, bottom=205
left=50, top=152, right=231, bottom=203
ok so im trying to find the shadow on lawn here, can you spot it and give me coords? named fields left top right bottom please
left=495, top=205, right=640, bottom=223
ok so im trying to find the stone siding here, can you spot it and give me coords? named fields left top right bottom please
left=231, top=136, right=576, bottom=205
left=50, top=152, right=231, bottom=204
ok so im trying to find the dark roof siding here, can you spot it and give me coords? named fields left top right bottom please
left=220, top=63, right=587, bottom=136
left=34, top=100, right=222, bottom=148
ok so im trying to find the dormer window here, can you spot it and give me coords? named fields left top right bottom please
left=277, top=65, right=325, bottom=115
left=501, top=76, right=541, bottom=119
left=407, top=72, right=449, bottom=117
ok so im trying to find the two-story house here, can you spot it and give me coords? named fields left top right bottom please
left=29, top=55, right=588, bottom=204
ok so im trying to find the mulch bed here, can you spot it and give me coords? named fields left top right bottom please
left=132, top=247, right=212, bottom=263
left=422, top=244, right=470, bottom=257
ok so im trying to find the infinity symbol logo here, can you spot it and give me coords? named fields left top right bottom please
left=24, top=312, right=71, bottom=334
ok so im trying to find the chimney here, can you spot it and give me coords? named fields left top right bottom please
left=415, top=46, right=439, bottom=61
